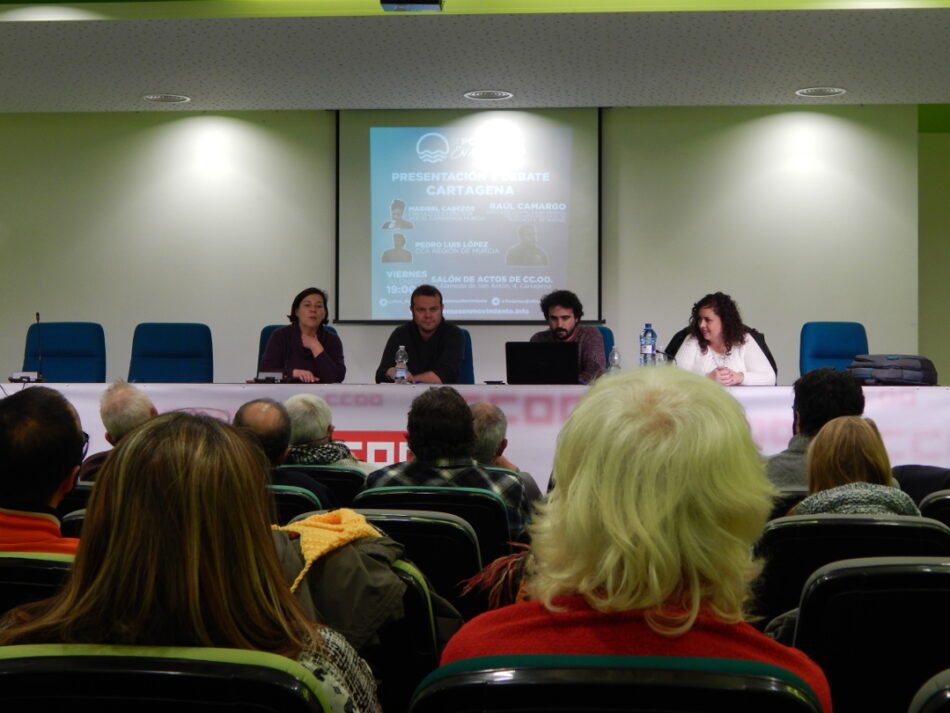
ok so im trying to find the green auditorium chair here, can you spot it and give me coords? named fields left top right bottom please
left=409, top=654, right=822, bottom=713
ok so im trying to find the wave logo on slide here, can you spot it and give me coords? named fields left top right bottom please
left=416, top=133, right=450, bottom=164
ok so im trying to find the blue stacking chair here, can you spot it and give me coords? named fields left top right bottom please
left=258, top=324, right=283, bottom=371
left=22, top=322, right=105, bottom=382
left=458, top=328, right=475, bottom=384
left=128, top=323, right=213, bottom=383
left=596, top=325, right=615, bottom=367
left=799, top=321, right=868, bottom=375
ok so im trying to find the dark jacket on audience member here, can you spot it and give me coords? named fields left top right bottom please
left=271, top=530, right=462, bottom=661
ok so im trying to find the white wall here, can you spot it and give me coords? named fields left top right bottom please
left=602, top=105, right=918, bottom=384
left=0, top=111, right=349, bottom=383
left=919, top=132, right=950, bottom=380
left=0, top=105, right=917, bottom=385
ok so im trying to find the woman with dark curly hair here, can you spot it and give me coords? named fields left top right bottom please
left=675, top=292, right=775, bottom=386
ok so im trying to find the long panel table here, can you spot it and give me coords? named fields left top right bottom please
left=6, top=381, right=950, bottom=493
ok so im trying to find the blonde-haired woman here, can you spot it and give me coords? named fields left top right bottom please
left=441, top=368, right=831, bottom=712
left=0, top=412, right=380, bottom=713
left=794, top=415, right=918, bottom=516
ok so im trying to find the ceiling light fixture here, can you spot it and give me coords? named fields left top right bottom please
left=464, top=90, right=514, bottom=102
left=380, top=0, right=442, bottom=10
left=795, top=86, right=847, bottom=98
left=142, top=93, right=191, bottom=103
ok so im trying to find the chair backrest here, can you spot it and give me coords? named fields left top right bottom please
left=920, top=489, right=950, bottom=528
left=910, top=667, right=950, bottom=713
left=409, top=655, right=823, bottom=713
left=747, top=328, right=778, bottom=378
left=60, top=508, right=85, bottom=538
left=279, top=465, right=366, bottom=508
left=258, top=324, right=283, bottom=372
left=664, top=324, right=778, bottom=375
left=258, top=324, right=339, bottom=373
left=0, top=643, right=329, bottom=712
left=458, top=328, right=475, bottom=384
left=355, top=508, right=483, bottom=618
left=56, top=482, right=94, bottom=520
left=595, top=326, right=614, bottom=366
left=370, top=559, right=442, bottom=713
left=896, top=465, right=950, bottom=505
left=23, top=322, right=106, bottom=383
left=752, top=513, right=950, bottom=623
left=795, top=557, right=950, bottom=713
left=768, top=488, right=808, bottom=521
left=128, top=323, right=213, bottom=383
left=354, top=486, right=511, bottom=563
left=267, top=485, right=323, bottom=525
left=799, top=321, right=868, bottom=375
left=664, top=326, right=689, bottom=359
left=0, top=552, right=74, bottom=614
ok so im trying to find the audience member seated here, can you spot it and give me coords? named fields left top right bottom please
left=470, top=402, right=542, bottom=502
left=439, top=368, right=831, bottom=713
left=366, top=387, right=529, bottom=535
left=529, top=289, right=604, bottom=384
left=674, top=291, right=776, bottom=385
left=0, top=412, right=380, bottom=713
left=233, top=398, right=338, bottom=509
left=261, top=287, right=346, bottom=384
left=234, top=399, right=460, bottom=665
left=766, top=367, right=864, bottom=489
left=0, top=387, right=86, bottom=555
left=78, top=381, right=157, bottom=481
left=284, top=393, right=374, bottom=475
left=793, top=416, right=919, bottom=516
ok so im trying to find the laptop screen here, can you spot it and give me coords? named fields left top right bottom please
left=505, top=342, right=579, bottom=384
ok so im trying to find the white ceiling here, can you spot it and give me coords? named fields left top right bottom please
left=0, top=8, right=948, bottom=113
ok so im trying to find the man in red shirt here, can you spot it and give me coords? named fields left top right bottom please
left=0, top=386, right=86, bottom=555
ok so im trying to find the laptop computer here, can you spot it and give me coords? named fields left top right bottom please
left=505, top=341, right=579, bottom=384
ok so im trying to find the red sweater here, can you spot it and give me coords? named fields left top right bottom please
left=0, top=507, right=79, bottom=555
left=441, top=594, right=832, bottom=713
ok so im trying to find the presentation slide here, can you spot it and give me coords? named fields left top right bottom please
left=338, top=109, right=600, bottom=323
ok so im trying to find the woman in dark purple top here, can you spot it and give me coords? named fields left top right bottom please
left=261, top=287, right=346, bottom=383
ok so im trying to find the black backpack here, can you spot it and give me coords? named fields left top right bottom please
left=847, top=354, right=938, bottom=385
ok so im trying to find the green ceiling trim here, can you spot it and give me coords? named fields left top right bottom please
left=2, top=0, right=949, bottom=21
left=920, top=105, right=950, bottom=133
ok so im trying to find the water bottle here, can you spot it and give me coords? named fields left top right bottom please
left=639, top=323, right=657, bottom=367
left=607, top=346, right=622, bottom=374
left=394, top=345, right=409, bottom=384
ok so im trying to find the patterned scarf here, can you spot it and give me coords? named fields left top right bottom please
left=287, top=441, right=355, bottom=466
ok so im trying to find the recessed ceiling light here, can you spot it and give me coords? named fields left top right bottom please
left=380, top=0, right=442, bottom=9
left=142, top=93, right=191, bottom=103
left=464, top=90, right=514, bottom=102
left=795, top=86, right=847, bottom=98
